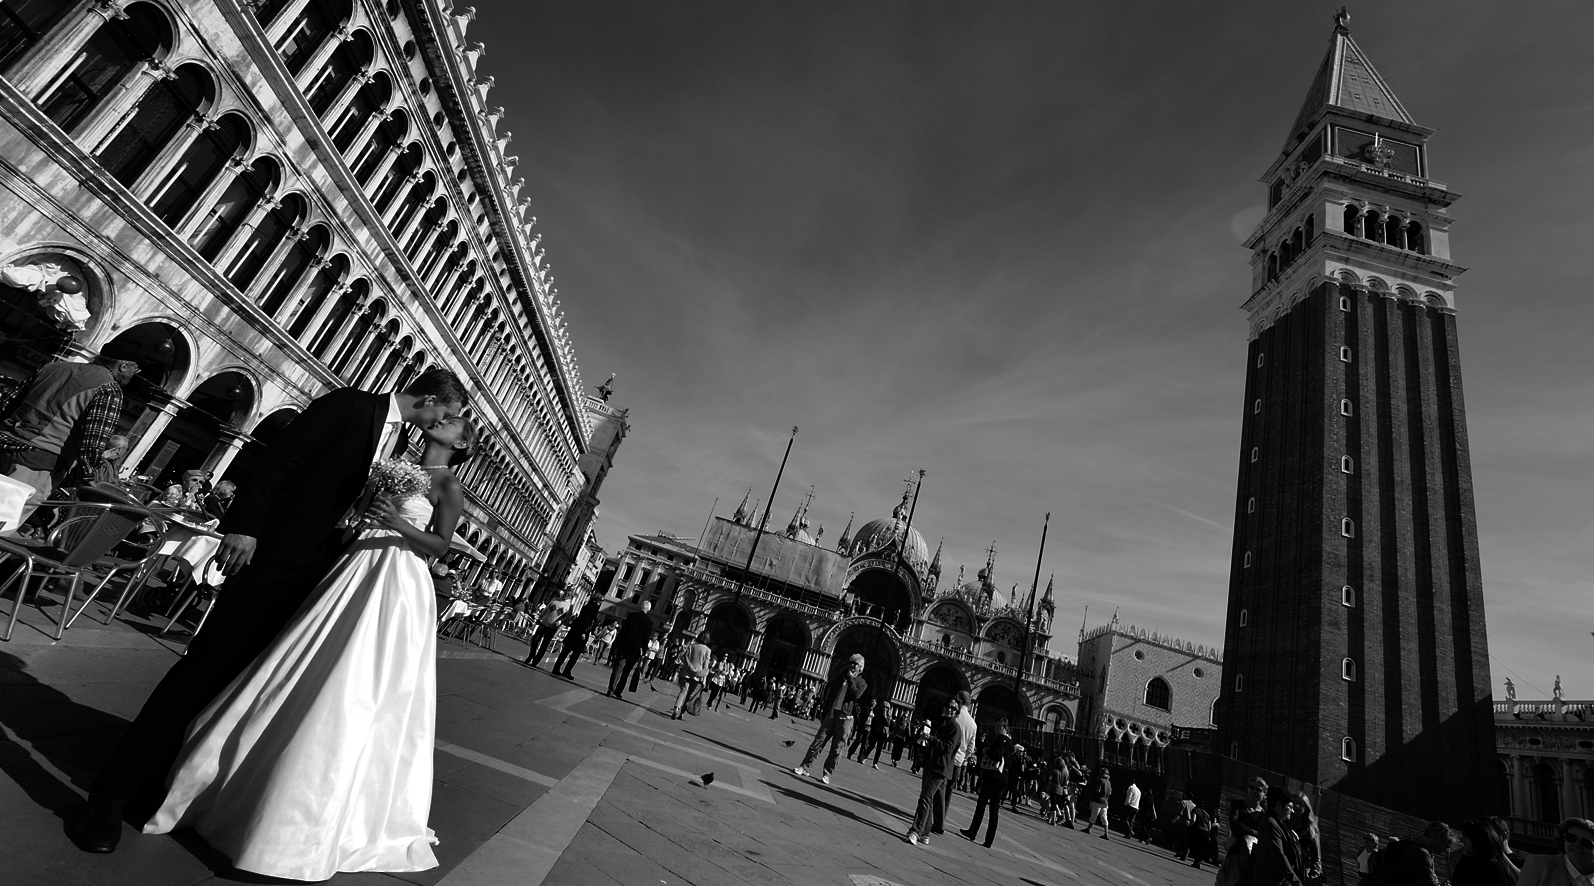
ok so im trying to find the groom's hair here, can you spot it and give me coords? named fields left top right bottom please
left=449, top=417, right=480, bottom=468
left=404, top=368, right=470, bottom=407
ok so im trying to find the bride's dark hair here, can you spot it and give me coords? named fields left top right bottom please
left=449, top=417, right=480, bottom=468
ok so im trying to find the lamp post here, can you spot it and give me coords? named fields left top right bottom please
left=1011, top=512, right=1050, bottom=727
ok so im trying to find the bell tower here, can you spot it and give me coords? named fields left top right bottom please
left=1214, top=12, right=1497, bottom=820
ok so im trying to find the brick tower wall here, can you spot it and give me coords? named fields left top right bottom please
left=1218, top=281, right=1497, bottom=822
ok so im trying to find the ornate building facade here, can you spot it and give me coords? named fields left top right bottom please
left=1075, top=620, right=1223, bottom=764
left=1214, top=16, right=1496, bottom=821
left=602, top=481, right=1085, bottom=728
left=0, top=0, right=596, bottom=587
left=1496, top=686, right=1593, bottom=847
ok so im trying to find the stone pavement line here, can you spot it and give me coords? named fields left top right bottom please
left=1096, top=857, right=1153, bottom=885
left=623, top=691, right=663, bottom=724
left=538, top=687, right=595, bottom=711
left=434, top=745, right=626, bottom=886
left=998, top=832, right=1080, bottom=879
left=540, top=699, right=766, bottom=785
left=625, top=755, right=774, bottom=804
left=435, top=740, right=558, bottom=787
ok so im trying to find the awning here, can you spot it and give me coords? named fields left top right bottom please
left=450, top=535, right=487, bottom=562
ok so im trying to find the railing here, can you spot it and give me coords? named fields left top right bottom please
left=1494, top=700, right=1592, bottom=719
left=680, top=566, right=839, bottom=619
left=1507, top=816, right=1559, bottom=846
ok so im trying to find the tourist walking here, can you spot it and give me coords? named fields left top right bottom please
left=959, top=716, right=1017, bottom=848
left=865, top=701, right=890, bottom=767
left=606, top=601, right=655, bottom=698
left=523, top=592, right=570, bottom=667
left=792, top=654, right=870, bottom=785
left=669, top=631, right=713, bottom=719
left=550, top=598, right=601, bottom=678
left=1121, top=778, right=1142, bottom=838
left=642, top=634, right=662, bottom=688
left=768, top=677, right=785, bottom=719
left=1081, top=767, right=1112, bottom=838
left=906, top=695, right=964, bottom=846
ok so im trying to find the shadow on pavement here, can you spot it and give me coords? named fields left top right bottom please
left=683, top=729, right=786, bottom=769
left=0, top=650, right=127, bottom=813
left=768, top=778, right=903, bottom=839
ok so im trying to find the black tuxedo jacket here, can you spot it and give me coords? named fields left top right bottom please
left=217, top=386, right=388, bottom=566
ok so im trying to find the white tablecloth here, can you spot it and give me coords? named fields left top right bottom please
left=157, top=522, right=226, bottom=586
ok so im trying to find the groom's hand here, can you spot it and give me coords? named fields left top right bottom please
left=216, top=533, right=258, bottom=574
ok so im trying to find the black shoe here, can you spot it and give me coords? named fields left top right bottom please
left=68, top=796, right=124, bottom=854
left=960, top=828, right=976, bottom=842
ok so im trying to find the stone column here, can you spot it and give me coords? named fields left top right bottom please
left=1563, top=758, right=1579, bottom=823
left=201, top=426, right=253, bottom=478
left=210, top=195, right=277, bottom=272
left=362, top=143, right=405, bottom=199
left=1512, top=756, right=1533, bottom=819
left=319, top=67, right=371, bottom=130
left=72, top=57, right=176, bottom=153
left=352, top=333, right=395, bottom=389
left=260, top=0, right=315, bottom=43
left=295, top=282, right=350, bottom=350
left=8, top=0, right=128, bottom=99
left=382, top=173, right=425, bottom=227
left=317, top=297, right=370, bottom=368
left=242, top=225, right=304, bottom=302
left=121, top=391, right=184, bottom=478
left=272, top=255, right=331, bottom=326
left=293, top=25, right=354, bottom=93
left=176, top=154, right=251, bottom=238
left=130, top=109, right=219, bottom=202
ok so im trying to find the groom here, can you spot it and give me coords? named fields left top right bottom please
left=71, top=369, right=469, bottom=853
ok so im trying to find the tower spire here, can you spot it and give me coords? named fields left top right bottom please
left=928, top=537, right=943, bottom=580
left=836, top=512, right=854, bottom=553
left=783, top=485, right=815, bottom=538
left=731, top=488, right=751, bottom=524
left=1282, top=9, right=1417, bottom=154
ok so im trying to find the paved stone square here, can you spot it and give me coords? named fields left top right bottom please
left=1, top=597, right=1211, bottom=886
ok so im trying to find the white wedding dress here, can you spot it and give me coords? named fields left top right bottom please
left=144, top=493, right=441, bottom=881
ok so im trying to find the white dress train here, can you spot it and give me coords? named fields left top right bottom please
left=144, top=494, right=441, bottom=881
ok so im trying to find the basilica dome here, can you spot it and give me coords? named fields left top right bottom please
left=850, top=517, right=930, bottom=570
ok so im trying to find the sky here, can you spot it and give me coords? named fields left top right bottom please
left=474, top=1, right=1594, bottom=698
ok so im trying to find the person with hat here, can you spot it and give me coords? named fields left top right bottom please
left=792, top=652, right=870, bottom=785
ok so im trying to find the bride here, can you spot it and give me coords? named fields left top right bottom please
left=143, top=415, right=477, bottom=880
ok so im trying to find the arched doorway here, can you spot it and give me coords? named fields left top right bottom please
left=223, top=407, right=297, bottom=484
left=975, top=683, right=1026, bottom=726
left=138, top=370, right=254, bottom=487
left=0, top=252, right=106, bottom=384
left=98, top=321, right=190, bottom=441
left=845, top=566, right=913, bottom=632
left=914, top=663, right=966, bottom=723
left=756, top=614, right=808, bottom=682
left=1043, top=705, right=1073, bottom=733
left=706, top=602, right=751, bottom=657
left=830, top=623, right=900, bottom=707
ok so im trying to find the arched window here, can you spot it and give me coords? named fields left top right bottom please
left=1267, top=253, right=1278, bottom=281
left=308, top=278, right=363, bottom=357
left=330, top=298, right=383, bottom=374
left=35, top=2, right=170, bottom=131
left=259, top=225, right=328, bottom=317
left=191, top=156, right=278, bottom=261
left=1341, top=737, right=1356, bottom=762
left=1238, top=608, right=1249, bottom=627
left=1343, top=205, right=1360, bottom=238
left=1342, top=517, right=1355, bottom=538
left=1243, top=552, right=1252, bottom=568
left=1342, top=585, right=1356, bottom=607
left=1247, top=496, right=1255, bottom=513
left=1250, top=446, right=1259, bottom=463
left=250, top=0, right=297, bottom=27
left=303, top=29, right=371, bottom=115
left=149, top=113, right=249, bottom=227
left=404, top=199, right=446, bottom=254
left=1339, top=294, right=1351, bottom=311
left=1229, top=741, right=1240, bottom=758
left=1305, top=213, right=1315, bottom=243
left=94, top=63, right=211, bottom=187
left=1291, top=227, right=1303, bottom=256
left=1534, top=763, right=1561, bottom=823
left=1235, top=675, right=1244, bottom=693
left=1341, top=455, right=1354, bottom=474
left=1363, top=210, right=1382, bottom=243
left=1340, top=345, right=1352, bottom=362
left=1340, top=399, right=1354, bottom=416
left=329, top=71, right=390, bottom=152
left=1144, top=677, right=1171, bottom=711
left=0, top=0, right=73, bottom=72
left=225, top=192, right=305, bottom=291
left=275, top=0, right=350, bottom=76
left=1385, top=215, right=1403, bottom=248
left=1342, top=658, right=1357, bottom=681
left=353, top=110, right=408, bottom=184
left=1406, top=221, right=1424, bottom=255
left=286, top=254, right=346, bottom=336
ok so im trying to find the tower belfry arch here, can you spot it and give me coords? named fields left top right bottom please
left=1216, top=13, right=1495, bottom=823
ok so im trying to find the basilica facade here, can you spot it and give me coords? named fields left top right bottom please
left=603, top=484, right=1086, bottom=729
left=0, top=0, right=594, bottom=588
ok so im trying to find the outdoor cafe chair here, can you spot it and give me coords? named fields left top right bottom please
left=0, top=499, right=169, bottom=642
left=158, top=552, right=221, bottom=654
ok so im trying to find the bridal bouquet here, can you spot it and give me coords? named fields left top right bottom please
left=368, top=458, right=432, bottom=502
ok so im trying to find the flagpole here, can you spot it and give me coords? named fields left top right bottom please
left=734, top=426, right=797, bottom=610
left=1011, top=512, right=1049, bottom=726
